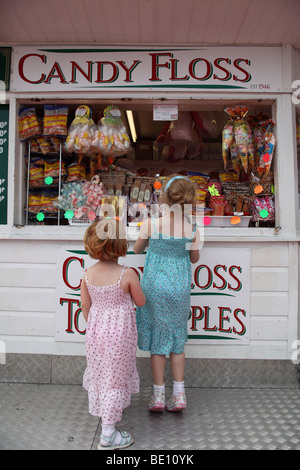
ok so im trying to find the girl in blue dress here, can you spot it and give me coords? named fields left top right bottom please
left=134, top=174, right=200, bottom=412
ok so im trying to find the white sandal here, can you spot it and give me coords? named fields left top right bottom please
left=97, top=429, right=134, bottom=450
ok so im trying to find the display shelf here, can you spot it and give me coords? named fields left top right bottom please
left=190, top=215, right=252, bottom=228
left=25, top=139, right=64, bottom=226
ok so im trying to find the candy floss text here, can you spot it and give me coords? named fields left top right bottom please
left=18, top=52, right=251, bottom=84
left=56, top=248, right=250, bottom=344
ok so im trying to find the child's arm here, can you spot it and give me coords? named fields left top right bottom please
left=80, top=276, right=91, bottom=321
left=125, top=268, right=146, bottom=307
left=189, top=227, right=200, bottom=264
left=133, top=218, right=151, bottom=254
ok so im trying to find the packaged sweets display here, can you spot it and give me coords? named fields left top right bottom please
left=29, top=165, right=44, bottom=188
left=222, top=108, right=276, bottom=182
left=230, top=138, right=241, bottom=175
left=65, top=162, right=86, bottom=182
left=257, top=120, right=276, bottom=178
left=28, top=194, right=42, bottom=214
left=40, top=191, right=58, bottom=214
left=44, top=160, right=67, bottom=179
left=36, top=137, right=52, bottom=155
left=53, top=175, right=104, bottom=217
left=50, top=137, right=61, bottom=152
left=53, top=181, right=86, bottom=212
left=22, top=102, right=276, bottom=227
left=222, top=118, right=234, bottom=169
left=234, top=111, right=254, bottom=173
left=43, top=105, right=68, bottom=137
left=210, top=195, right=226, bottom=216
left=248, top=112, right=268, bottom=169
left=188, top=172, right=209, bottom=207
left=82, top=175, right=105, bottom=214
left=19, top=107, right=41, bottom=142
left=219, top=171, right=239, bottom=183
left=30, top=139, right=40, bottom=153
left=29, top=137, right=62, bottom=154
left=251, top=196, right=275, bottom=222
left=65, top=105, right=96, bottom=155
left=222, top=106, right=254, bottom=174
left=93, top=105, right=131, bottom=156
left=20, top=106, right=68, bottom=146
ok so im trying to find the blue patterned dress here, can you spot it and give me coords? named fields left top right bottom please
left=136, top=219, right=196, bottom=355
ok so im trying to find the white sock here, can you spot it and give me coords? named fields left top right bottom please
left=102, top=423, right=115, bottom=437
left=101, top=424, right=121, bottom=446
left=173, top=380, right=185, bottom=395
left=153, top=383, right=165, bottom=395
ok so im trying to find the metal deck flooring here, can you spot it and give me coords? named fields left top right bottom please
left=0, top=383, right=300, bottom=451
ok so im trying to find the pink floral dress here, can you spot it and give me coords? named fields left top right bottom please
left=83, top=267, right=139, bottom=424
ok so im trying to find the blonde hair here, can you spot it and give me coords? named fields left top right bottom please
left=160, top=174, right=196, bottom=207
left=84, top=218, right=128, bottom=260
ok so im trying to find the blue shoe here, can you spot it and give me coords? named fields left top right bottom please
left=98, top=430, right=134, bottom=450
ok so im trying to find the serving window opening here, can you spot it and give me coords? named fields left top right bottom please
left=15, top=99, right=277, bottom=230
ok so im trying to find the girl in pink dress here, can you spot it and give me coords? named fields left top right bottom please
left=81, top=217, right=146, bottom=450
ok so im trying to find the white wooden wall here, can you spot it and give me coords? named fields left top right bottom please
left=0, top=239, right=298, bottom=361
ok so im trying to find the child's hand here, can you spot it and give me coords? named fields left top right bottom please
left=133, top=218, right=151, bottom=254
left=189, top=227, right=200, bottom=264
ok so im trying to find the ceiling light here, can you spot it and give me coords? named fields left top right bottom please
left=126, top=110, right=137, bottom=143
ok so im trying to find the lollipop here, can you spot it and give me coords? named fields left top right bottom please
left=234, top=115, right=253, bottom=173
left=222, top=119, right=234, bottom=169
left=230, top=138, right=241, bottom=175
left=253, top=124, right=264, bottom=168
left=258, top=120, right=276, bottom=178
left=223, top=106, right=254, bottom=174
left=248, top=112, right=269, bottom=169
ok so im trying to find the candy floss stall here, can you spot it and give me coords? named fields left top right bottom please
left=0, top=44, right=299, bottom=386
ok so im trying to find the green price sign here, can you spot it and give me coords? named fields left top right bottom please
left=0, top=105, right=9, bottom=225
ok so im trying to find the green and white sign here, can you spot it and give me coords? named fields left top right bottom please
left=55, top=246, right=250, bottom=344
left=0, top=105, right=9, bottom=225
left=12, top=46, right=282, bottom=93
